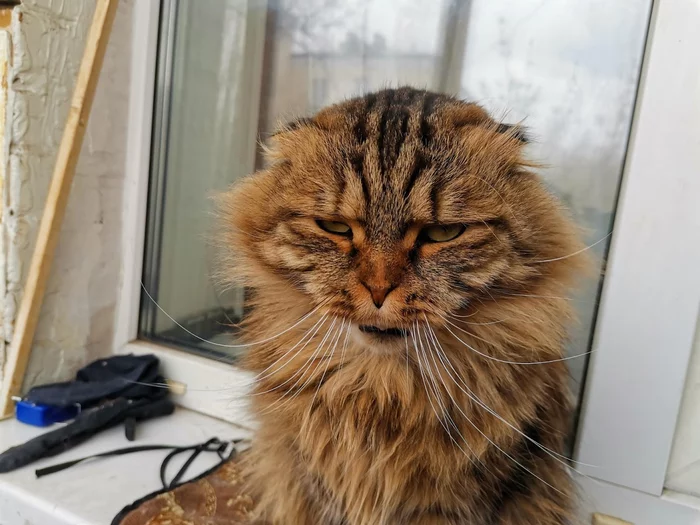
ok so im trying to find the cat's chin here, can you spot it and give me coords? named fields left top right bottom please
left=350, top=323, right=409, bottom=353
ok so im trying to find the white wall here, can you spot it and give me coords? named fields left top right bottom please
left=0, top=0, right=133, bottom=390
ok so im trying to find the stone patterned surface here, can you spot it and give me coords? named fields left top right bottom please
left=118, top=458, right=257, bottom=525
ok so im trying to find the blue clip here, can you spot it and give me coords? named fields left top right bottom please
left=14, top=399, right=80, bottom=427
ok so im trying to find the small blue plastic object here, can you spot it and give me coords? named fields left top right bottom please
left=14, top=399, right=79, bottom=427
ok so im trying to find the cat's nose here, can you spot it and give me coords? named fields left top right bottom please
left=362, top=282, right=396, bottom=308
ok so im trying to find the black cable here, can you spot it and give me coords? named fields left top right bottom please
left=35, top=437, right=242, bottom=488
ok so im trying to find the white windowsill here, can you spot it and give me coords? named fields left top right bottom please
left=1, top=403, right=700, bottom=525
left=0, top=408, right=250, bottom=525
left=118, top=340, right=256, bottom=426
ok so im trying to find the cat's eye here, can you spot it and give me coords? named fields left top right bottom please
left=316, top=220, right=352, bottom=237
left=420, top=224, right=465, bottom=243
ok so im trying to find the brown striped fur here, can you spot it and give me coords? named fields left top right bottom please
left=216, top=88, right=590, bottom=524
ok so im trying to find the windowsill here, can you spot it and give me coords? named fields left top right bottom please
left=2, top=405, right=700, bottom=525
left=0, top=408, right=250, bottom=525
left=119, top=340, right=255, bottom=426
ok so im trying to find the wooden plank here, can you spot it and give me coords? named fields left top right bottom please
left=0, top=29, right=9, bottom=381
left=592, top=514, right=633, bottom=525
left=0, top=0, right=120, bottom=417
left=0, top=8, right=13, bottom=30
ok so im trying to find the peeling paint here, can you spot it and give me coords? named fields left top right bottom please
left=0, top=0, right=133, bottom=390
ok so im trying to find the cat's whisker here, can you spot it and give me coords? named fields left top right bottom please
left=438, top=314, right=592, bottom=365
left=248, top=314, right=330, bottom=395
left=447, top=306, right=548, bottom=327
left=292, top=319, right=345, bottom=398
left=495, top=291, right=602, bottom=313
left=447, top=308, right=481, bottom=319
left=500, top=292, right=574, bottom=301
left=248, top=313, right=329, bottom=382
left=140, top=281, right=334, bottom=348
left=531, top=232, right=611, bottom=264
left=265, top=318, right=342, bottom=415
left=468, top=174, right=526, bottom=230
left=419, top=321, right=567, bottom=496
left=445, top=313, right=509, bottom=326
left=445, top=317, right=516, bottom=348
left=117, top=317, right=331, bottom=396
left=413, top=323, right=486, bottom=472
left=483, top=287, right=498, bottom=305
left=294, top=322, right=348, bottom=447
left=256, top=317, right=339, bottom=415
left=412, top=325, right=473, bottom=461
left=423, top=318, right=598, bottom=470
left=337, top=321, right=352, bottom=370
left=411, top=323, right=446, bottom=431
left=117, top=378, right=202, bottom=392
left=404, top=330, right=411, bottom=386
left=415, top=325, right=488, bottom=478
left=479, top=218, right=506, bottom=247
left=118, top=377, right=254, bottom=395
left=290, top=322, right=348, bottom=449
left=269, top=316, right=338, bottom=394
left=218, top=227, right=267, bottom=243
left=212, top=218, right=270, bottom=241
left=308, top=318, right=347, bottom=414
left=231, top=231, right=267, bottom=243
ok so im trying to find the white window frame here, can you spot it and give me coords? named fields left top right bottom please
left=573, top=0, right=700, bottom=498
left=114, top=0, right=700, bottom=520
left=113, top=0, right=254, bottom=425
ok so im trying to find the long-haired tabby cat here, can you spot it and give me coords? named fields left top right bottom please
left=217, top=87, right=589, bottom=524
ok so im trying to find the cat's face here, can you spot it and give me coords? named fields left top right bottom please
left=221, top=88, right=581, bottom=350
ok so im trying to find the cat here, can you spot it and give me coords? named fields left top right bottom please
left=216, top=87, right=590, bottom=524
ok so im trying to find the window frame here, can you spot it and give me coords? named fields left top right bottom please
left=573, top=0, right=700, bottom=497
left=114, top=0, right=700, bottom=515
left=114, top=0, right=253, bottom=425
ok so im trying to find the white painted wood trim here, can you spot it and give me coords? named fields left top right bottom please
left=574, top=0, right=700, bottom=496
left=576, top=475, right=700, bottom=525
left=113, top=0, right=159, bottom=350
left=118, top=340, right=254, bottom=426
left=112, top=0, right=263, bottom=426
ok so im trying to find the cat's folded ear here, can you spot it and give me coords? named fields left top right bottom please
left=444, top=103, right=529, bottom=145
left=263, top=117, right=318, bottom=165
left=495, top=123, right=529, bottom=144
left=272, top=117, right=317, bottom=137
left=451, top=110, right=534, bottom=174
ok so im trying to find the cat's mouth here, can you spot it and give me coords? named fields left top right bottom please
left=358, top=325, right=408, bottom=338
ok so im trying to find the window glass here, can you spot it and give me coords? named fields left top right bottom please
left=140, top=0, right=652, bottom=418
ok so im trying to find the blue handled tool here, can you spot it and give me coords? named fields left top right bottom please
left=14, top=398, right=79, bottom=427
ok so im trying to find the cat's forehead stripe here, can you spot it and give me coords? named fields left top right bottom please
left=339, top=89, right=443, bottom=230
left=352, top=89, right=439, bottom=188
left=297, top=88, right=527, bottom=235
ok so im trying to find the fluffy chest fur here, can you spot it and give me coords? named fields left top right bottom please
left=241, top=296, right=573, bottom=525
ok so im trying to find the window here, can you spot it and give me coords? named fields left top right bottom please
left=122, top=0, right=700, bottom=519
left=138, top=0, right=650, bottom=413
left=310, top=77, right=329, bottom=111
